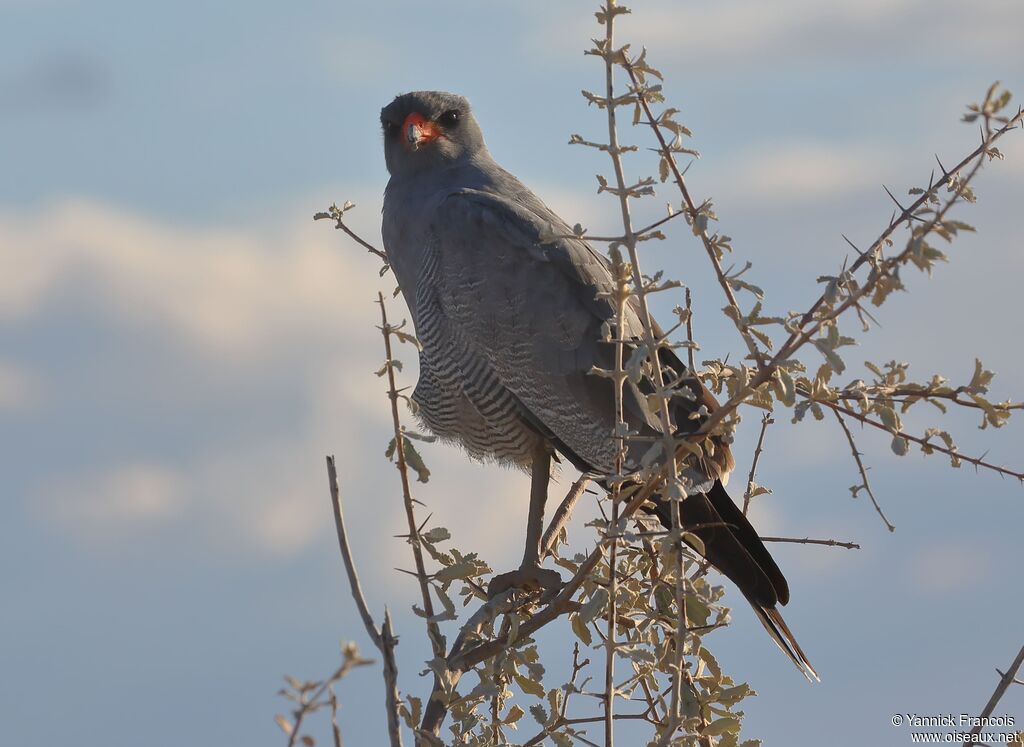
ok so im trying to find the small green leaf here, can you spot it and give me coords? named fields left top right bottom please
left=571, top=613, right=593, bottom=645
left=402, top=439, right=431, bottom=483
left=421, top=527, right=450, bottom=543
left=891, top=435, right=909, bottom=456
left=702, top=717, right=741, bottom=737
left=529, top=703, right=548, bottom=725
left=515, top=672, right=545, bottom=698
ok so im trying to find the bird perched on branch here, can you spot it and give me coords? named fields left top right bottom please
left=379, top=90, right=817, bottom=680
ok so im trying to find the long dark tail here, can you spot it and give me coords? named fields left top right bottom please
left=646, top=480, right=819, bottom=681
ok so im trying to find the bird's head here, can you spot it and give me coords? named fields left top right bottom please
left=380, top=91, right=486, bottom=177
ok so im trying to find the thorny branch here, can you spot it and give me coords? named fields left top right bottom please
left=760, top=536, right=861, bottom=551
left=824, top=398, right=1024, bottom=483
left=619, top=45, right=1024, bottom=512
left=623, top=59, right=767, bottom=371
left=594, top=5, right=697, bottom=744
left=594, top=6, right=669, bottom=741
left=376, top=292, right=445, bottom=660
left=663, top=102, right=1024, bottom=482
left=962, top=643, right=1024, bottom=746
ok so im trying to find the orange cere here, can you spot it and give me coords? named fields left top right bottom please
left=402, top=111, right=441, bottom=146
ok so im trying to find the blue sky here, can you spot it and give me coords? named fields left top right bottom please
left=2, top=1, right=1023, bottom=745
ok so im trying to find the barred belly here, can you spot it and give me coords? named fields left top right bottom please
left=411, top=245, right=542, bottom=470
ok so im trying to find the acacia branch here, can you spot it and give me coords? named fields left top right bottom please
left=521, top=644, right=597, bottom=746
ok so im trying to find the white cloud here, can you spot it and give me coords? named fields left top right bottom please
left=0, top=197, right=389, bottom=359
left=38, top=463, right=183, bottom=539
left=717, top=141, right=898, bottom=203
left=7, top=197, right=549, bottom=571
left=536, top=0, right=1024, bottom=68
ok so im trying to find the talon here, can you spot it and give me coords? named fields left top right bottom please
left=487, top=565, right=563, bottom=598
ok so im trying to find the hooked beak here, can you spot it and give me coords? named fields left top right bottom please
left=402, top=112, right=441, bottom=150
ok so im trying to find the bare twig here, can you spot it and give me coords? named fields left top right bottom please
left=963, top=643, right=1024, bottom=745
left=562, top=207, right=689, bottom=244
left=521, top=644, right=593, bottom=746
left=742, top=415, right=773, bottom=516
left=281, top=646, right=374, bottom=747
left=329, top=688, right=342, bottom=747
left=684, top=286, right=696, bottom=373
left=831, top=408, right=896, bottom=532
left=761, top=536, right=861, bottom=550
left=326, top=456, right=404, bottom=747
left=327, top=456, right=385, bottom=650
left=379, top=611, right=402, bottom=746
left=314, top=204, right=390, bottom=264
left=541, top=476, right=591, bottom=558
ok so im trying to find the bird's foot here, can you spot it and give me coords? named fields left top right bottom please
left=487, top=564, right=563, bottom=598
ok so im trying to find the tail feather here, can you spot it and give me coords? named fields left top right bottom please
left=752, top=605, right=819, bottom=682
left=644, top=479, right=818, bottom=680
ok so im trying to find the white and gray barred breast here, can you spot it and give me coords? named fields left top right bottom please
left=410, top=241, right=544, bottom=470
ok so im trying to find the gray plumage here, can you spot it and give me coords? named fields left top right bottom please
left=381, top=91, right=708, bottom=477
left=378, top=90, right=816, bottom=681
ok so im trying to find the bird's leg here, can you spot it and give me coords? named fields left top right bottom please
left=521, top=445, right=551, bottom=568
left=487, top=444, right=563, bottom=597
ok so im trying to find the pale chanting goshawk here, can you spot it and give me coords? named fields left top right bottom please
left=378, top=90, right=817, bottom=680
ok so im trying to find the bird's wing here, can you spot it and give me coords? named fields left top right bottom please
left=428, top=188, right=729, bottom=478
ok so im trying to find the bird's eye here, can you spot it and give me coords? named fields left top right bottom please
left=439, top=110, right=460, bottom=127
left=382, top=120, right=399, bottom=138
